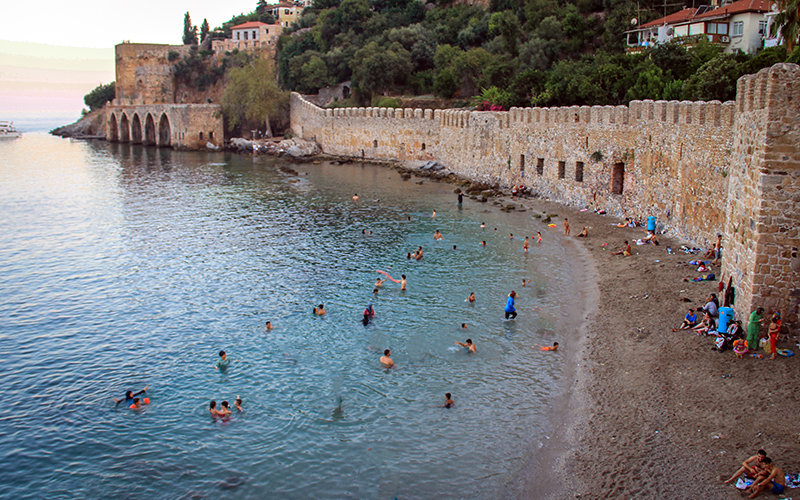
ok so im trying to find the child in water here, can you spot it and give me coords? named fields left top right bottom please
left=443, top=393, right=455, bottom=408
left=537, top=342, right=559, bottom=351
left=313, top=304, right=326, bottom=315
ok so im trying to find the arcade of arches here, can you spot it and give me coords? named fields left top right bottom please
left=105, top=104, right=223, bottom=150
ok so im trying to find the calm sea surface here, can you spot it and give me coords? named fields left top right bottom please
left=0, top=134, right=580, bottom=499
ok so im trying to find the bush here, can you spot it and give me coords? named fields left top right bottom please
left=84, top=82, right=115, bottom=110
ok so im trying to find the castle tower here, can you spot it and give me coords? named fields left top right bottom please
left=723, top=63, right=800, bottom=325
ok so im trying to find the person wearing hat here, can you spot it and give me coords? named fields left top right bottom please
left=746, top=307, right=765, bottom=352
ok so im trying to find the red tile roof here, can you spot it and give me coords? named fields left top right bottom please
left=231, top=21, right=271, bottom=30
left=640, top=8, right=699, bottom=28
left=692, top=0, right=771, bottom=19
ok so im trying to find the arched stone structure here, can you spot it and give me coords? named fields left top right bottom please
left=158, top=113, right=170, bottom=147
left=144, top=113, right=156, bottom=146
left=131, top=114, right=143, bottom=144
left=108, top=114, right=119, bottom=142
left=119, top=114, right=130, bottom=142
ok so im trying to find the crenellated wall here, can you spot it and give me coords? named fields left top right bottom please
left=291, top=63, right=800, bottom=323
left=291, top=93, right=735, bottom=247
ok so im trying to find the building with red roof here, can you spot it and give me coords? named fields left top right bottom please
left=212, top=21, right=282, bottom=54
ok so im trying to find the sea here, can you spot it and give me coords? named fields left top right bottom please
left=0, top=133, right=583, bottom=499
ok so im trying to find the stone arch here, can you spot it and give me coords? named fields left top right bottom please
left=144, top=113, right=156, bottom=146
left=119, top=113, right=130, bottom=142
left=158, top=113, right=171, bottom=147
left=108, top=113, right=119, bottom=142
left=131, top=114, right=142, bottom=144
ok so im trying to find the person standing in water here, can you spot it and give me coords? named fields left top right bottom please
left=537, top=231, right=542, bottom=243
left=313, top=304, right=326, bottom=315
left=523, top=236, right=529, bottom=252
left=215, top=351, right=231, bottom=371
left=564, top=218, right=570, bottom=236
left=443, top=393, right=455, bottom=408
left=458, top=192, right=463, bottom=205
left=380, top=349, right=394, bottom=367
left=352, top=194, right=359, bottom=201
left=456, top=338, right=477, bottom=352
left=504, top=291, right=518, bottom=319
left=400, top=275, right=407, bottom=291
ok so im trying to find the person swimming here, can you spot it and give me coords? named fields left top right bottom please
left=456, top=338, right=476, bottom=353
left=114, top=386, right=148, bottom=405
left=433, top=230, right=443, bottom=240
left=538, top=342, right=559, bottom=351
left=129, top=397, right=150, bottom=410
left=265, top=321, right=273, bottom=331
left=364, top=304, right=375, bottom=317
left=380, top=349, right=394, bottom=367
left=314, top=304, right=326, bottom=315
left=401, top=274, right=407, bottom=291
left=235, top=397, right=243, bottom=412
left=443, top=393, right=454, bottom=408
left=466, top=292, right=476, bottom=303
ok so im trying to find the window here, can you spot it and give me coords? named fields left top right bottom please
left=421, top=143, right=426, bottom=151
left=373, top=139, right=378, bottom=148
left=537, top=158, right=544, bottom=176
left=520, top=154, right=525, bottom=173
left=689, top=22, right=704, bottom=35
left=236, top=32, right=240, bottom=40
left=285, top=9, right=290, bottom=14
left=758, top=20, right=768, bottom=35
left=209, top=132, right=214, bottom=141
left=674, top=25, right=688, bottom=37
left=732, top=21, right=744, bottom=37
left=558, top=161, right=566, bottom=179
left=244, top=31, right=248, bottom=40
left=253, top=30, right=257, bottom=39
left=575, top=162, right=584, bottom=182
left=199, top=131, right=203, bottom=141
left=612, top=163, right=625, bottom=194
left=715, top=23, right=728, bottom=35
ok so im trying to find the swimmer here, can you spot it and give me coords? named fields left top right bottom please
left=452, top=245, right=457, bottom=250
left=537, top=231, right=542, bottom=243
left=364, top=304, right=375, bottom=317
left=523, top=236, right=529, bottom=252
left=352, top=193, right=359, bottom=201
left=480, top=222, right=485, bottom=228
left=432, top=210, right=436, bottom=218
left=369, top=230, right=373, bottom=236
left=415, top=246, right=423, bottom=260
left=564, top=218, right=570, bottom=236
left=219, top=401, right=232, bottom=416
left=456, top=338, right=477, bottom=353
left=361, top=229, right=366, bottom=235
left=209, top=400, right=223, bottom=418
left=265, top=321, right=273, bottom=331
left=400, top=275, right=407, bottom=291
left=433, top=230, right=443, bottom=240
left=375, top=277, right=387, bottom=287
left=372, top=288, right=379, bottom=295
left=577, top=227, right=588, bottom=238
left=509, top=233, right=514, bottom=239
left=235, top=397, right=243, bottom=412
left=129, top=397, right=149, bottom=410
left=522, top=279, right=528, bottom=287
left=380, top=349, right=394, bottom=368
left=313, top=304, right=326, bottom=315
left=480, top=240, right=486, bottom=246
left=407, top=216, right=412, bottom=221
left=461, top=323, right=467, bottom=329
left=504, top=291, right=518, bottom=320
left=443, top=393, right=454, bottom=408
left=537, top=342, right=559, bottom=351
left=466, top=292, right=475, bottom=303
left=407, top=252, right=413, bottom=259
left=114, top=386, right=148, bottom=405
left=215, top=350, right=230, bottom=371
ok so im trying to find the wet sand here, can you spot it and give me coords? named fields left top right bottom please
left=505, top=199, right=800, bottom=499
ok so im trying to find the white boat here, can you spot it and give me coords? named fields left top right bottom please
left=0, top=121, right=22, bottom=139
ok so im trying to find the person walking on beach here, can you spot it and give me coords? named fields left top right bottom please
left=564, top=218, right=570, bottom=236
left=380, top=349, right=394, bottom=368
left=504, top=291, right=517, bottom=320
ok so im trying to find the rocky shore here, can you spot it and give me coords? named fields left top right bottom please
left=50, top=109, right=106, bottom=139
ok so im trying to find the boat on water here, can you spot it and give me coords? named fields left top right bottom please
left=0, top=121, right=22, bottom=139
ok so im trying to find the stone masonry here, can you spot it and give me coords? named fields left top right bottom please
left=290, top=63, right=800, bottom=326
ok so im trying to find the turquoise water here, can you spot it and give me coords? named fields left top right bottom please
left=0, top=134, right=579, bottom=499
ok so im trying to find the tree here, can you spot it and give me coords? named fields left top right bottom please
left=200, top=19, right=210, bottom=43
left=183, top=12, right=198, bottom=45
left=351, top=41, right=413, bottom=97
left=772, top=0, right=800, bottom=52
left=84, top=82, right=116, bottom=111
left=488, top=10, right=521, bottom=55
left=222, top=55, right=288, bottom=136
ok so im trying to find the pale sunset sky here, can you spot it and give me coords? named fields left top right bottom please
left=0, top=0, right=259, bottom=117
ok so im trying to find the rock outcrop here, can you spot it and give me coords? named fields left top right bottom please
left=50, top=109, right=106, bottom=139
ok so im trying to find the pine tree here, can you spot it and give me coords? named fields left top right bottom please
left=256, top=0, right=268, bottom=14
left=200, top=19, right=210, bottom=43
left=183, top=12, right=198, bottom=45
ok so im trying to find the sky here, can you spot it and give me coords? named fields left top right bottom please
left=0, top=0, right=258, bottom=116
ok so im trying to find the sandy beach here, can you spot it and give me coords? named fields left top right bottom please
left=500, top=198, right=800, bottom=499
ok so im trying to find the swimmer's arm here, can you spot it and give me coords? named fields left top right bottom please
left=132, top=387, right=148, bottom=397
left=455, top=341, right=468, bottom=347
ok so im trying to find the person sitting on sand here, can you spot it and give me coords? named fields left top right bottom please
left=456, top=338, right=476, bottom=352
left=114, top=386, right=148, bottom=405
left=704, top=234, right=721, bottom=260
left=577, top=227, right=588, bottom=238
left=443, top=393, right=454, bottom=408
left=313, top=304, right=326, bottom=315
left=691, top=311, right=716, bottom=335
left=433, top=230, right=443, bottom=240
left=537, top=342, right=559, bottom=351
left=733, top=339, right=749, bottom=358
left=701, top=294, right=719, bottom=318
left=380, top=349, right=394, bottom=368
left=466, top=292, right=475, bottom=303
left=612, top=241, right=631, bottom=256
left=678, top=309, right=698, bottom=330
left=746, top=457, right=785, bottom=498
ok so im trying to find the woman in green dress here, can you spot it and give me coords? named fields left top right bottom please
left=747, top=307, right=764, bottom=351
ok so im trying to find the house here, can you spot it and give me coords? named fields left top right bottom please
left=212, top=21, right=282, bottom=53
left=269, top=3, right=303, bottom=28
left=625, top=0, right=773, bottom=54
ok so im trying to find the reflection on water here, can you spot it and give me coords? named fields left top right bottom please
left=0, top=134, right=579, bottom=499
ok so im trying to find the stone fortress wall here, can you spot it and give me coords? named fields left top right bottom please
left=291, top=63, right=800, bottom=325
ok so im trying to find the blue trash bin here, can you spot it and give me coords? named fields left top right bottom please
left=718, top=307, right=735, bottom=334
left=647, top=216, right=656, bottom=232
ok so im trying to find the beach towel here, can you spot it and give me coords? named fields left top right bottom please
left=736, top=478, right=754, bottom=490
left=785, top=473, right=800, bottom=488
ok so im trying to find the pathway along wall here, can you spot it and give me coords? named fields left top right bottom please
left=291, top=63, right=800, bottom=324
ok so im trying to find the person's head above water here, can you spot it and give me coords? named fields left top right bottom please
left=461, top=323, right=467, bottom=329
left=125, top=390, right=133, bottom=399
left=465, top=339, right=472, bottom=344
left=384, top=349, right=391, bottom=356
left=318, top=304, right=324, bottom=309
left=219, top=350, right=226, bottom=358
left=210, top=400, right=217, bottom=409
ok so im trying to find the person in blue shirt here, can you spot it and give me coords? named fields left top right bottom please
left=504, top=291, right=517, bottom=319
left=215, top=350, right=231, bottom=371
left=114, top=386, right=148, bottom=405
left=679, top=309, right=698, bottom=330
